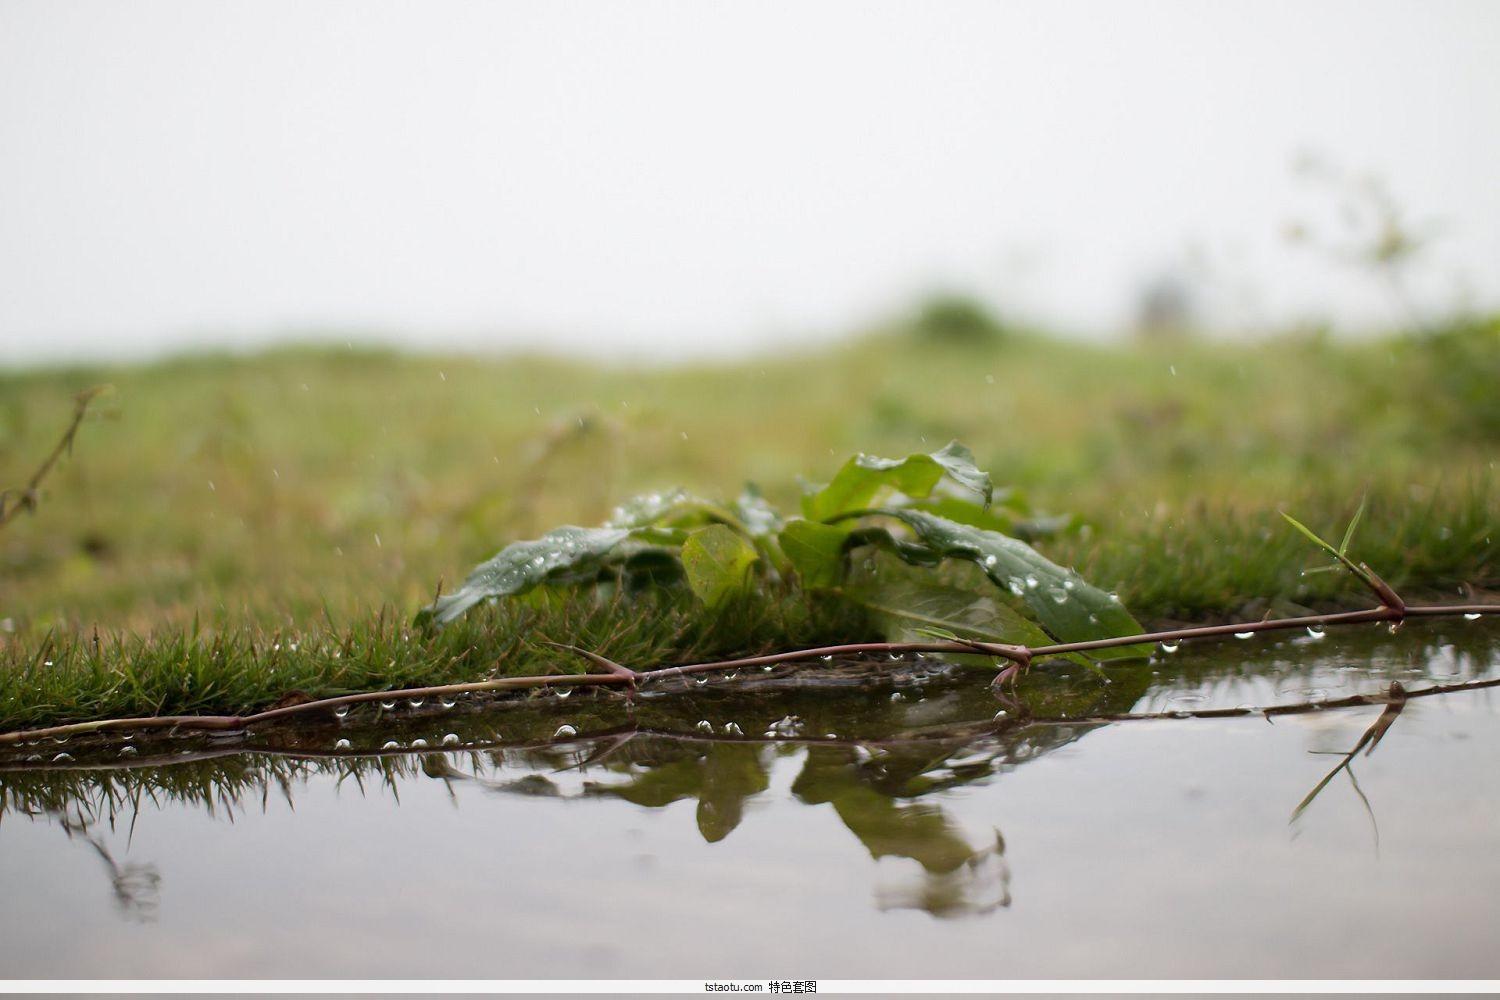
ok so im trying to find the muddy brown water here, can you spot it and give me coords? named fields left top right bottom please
left=2, top=620, right=1498, bottom=978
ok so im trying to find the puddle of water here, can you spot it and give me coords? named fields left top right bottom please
left=2, top=620, right=1498, bottom=978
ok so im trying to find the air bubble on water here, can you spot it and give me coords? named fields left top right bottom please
left=381, top=741, right=400, bottom=750
left=1159, top=640, right=1180, bottom=654
left=442, top=734, right=461, bottom=746
left=695, top=720, right=714, bottom=733
left=553, top=725, right=578, bottom=738
left=1234, top=631, right=1254, bottom=640
left=334, top=738, right=352, bottom=750
left=1464, top=613, right=1482, bottom=621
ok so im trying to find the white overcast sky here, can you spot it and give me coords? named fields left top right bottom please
left=2, top=0, right=1498, bottom=364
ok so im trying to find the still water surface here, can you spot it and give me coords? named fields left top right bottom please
left=2, top=621, right=1498, bottom=978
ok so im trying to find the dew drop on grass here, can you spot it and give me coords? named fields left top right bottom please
left=440, top=698, right=457, bottom=709
left=334, top=738, right=352, bottom=751
left=52, top=752, right=73, bottom=762
left=1234, top=631, right=1254, bottom=640
left=408, top=699, right=424, bottom=709
left=553, top=725, right=577, bottom=738
left=1159, top=640, right=1180, bottom=654
left=379, top=701, right=396, bottom=711
left=410, top=738, right=428, bottom=748
left=1025, top=575, right=1039, bottom=589
left=695, top=720, right=714, bottom=733
left=119, top=745, right=137, bottom=757
left=334, top=706, right=350, bottom=718
left=1465, top=613, right=1482, bottom=621
left=556, top=687, right=573, bottom=699
left=1305, top=625, right=1326, bottom=639
left=381, top=741, right=400, bottom=750
left=723, top=722, right=744, bottom=736
left=442, top=734, right=461, bottom=746
left=983, top=554, right=997, bottom=568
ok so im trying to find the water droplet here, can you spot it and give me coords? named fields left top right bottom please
left=1234, top=631, right=1254, bottom=640
left=762, top=665, right=775, bottom=673
left=1305, top=625, right=1326, bottom=639
left=553, top=725, right=578, bottom=738
left=693, top=676, right=709, bottom=686
left=1007, top=577, right=1025, bottom=596
left=695, top=720, right=714, bottom=733
left=1159, top=640, right=1180, bottom=654
left=381, top=741, right=400, bottom=750
left=118, top=745, right=137, bottom=757
left=379, top=700, right=396, bottom=711
left=409, top=738, right=428, bottom=748
left=890, top=692, right=905, bottom=702
left=334, top=738, right=352, bottom=750
left=725, top=670, right=739, bottom=680
left=1025, top=575, right=1039, bottom=589
left=52, top=752, right=74, bottom=762
left=723, top=722, right=744, bottom=735
left=1387, top=622, right=1401, bottom=634
left=1464, top=613, right=1482, bottom=621
left=556, top=687, right=573, bottom=698
left=334, top=705, right=350, bottom=718
left=1048, top=587, right=1069, bottom=604
left=442, top=733, right=461, bottom=746
left=983, top=554, right=998, bottom=568
left=408, top=699, right=425, bottom=709
left=820, top=654, right=833, bottom=662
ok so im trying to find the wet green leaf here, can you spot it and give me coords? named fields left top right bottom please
left=419, top=525, right=634, bottom=625
left=779, top=520, right=851, bottom=589
left=875, top=509, right=1148, bottom=658
left=802, top=441, right=992, bottom=522
left=681, top=524, right=760, bottom=608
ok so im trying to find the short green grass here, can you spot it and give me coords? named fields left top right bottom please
left=1, top=322, right=1495, bottom=729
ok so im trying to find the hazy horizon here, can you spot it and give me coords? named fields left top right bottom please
left=3, top=0, right=1498, bottom=366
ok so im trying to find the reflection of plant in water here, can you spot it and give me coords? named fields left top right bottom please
left=54, top=807, right=161, bottom=923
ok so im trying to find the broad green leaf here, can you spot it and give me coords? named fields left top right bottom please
left=779, top=520, right=851, bottom=589
left=420, top=525, right=633, bottom=625
left=877, top=509, right=1149, bottom=659
left=841, top=553, right=1056, bottom=656
left=681, top=524, right=760, bottom=608
left=802, top=440, right=992, bottom=522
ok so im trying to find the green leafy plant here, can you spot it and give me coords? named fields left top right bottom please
left=421, top=442, right=1146, bottom=661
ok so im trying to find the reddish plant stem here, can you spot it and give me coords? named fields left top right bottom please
left=1, top=601, right=1496, bottom=748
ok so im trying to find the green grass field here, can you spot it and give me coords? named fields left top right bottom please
left=2, top=318, right=1496, bottom=728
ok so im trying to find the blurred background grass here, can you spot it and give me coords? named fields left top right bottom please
left=2, top=309, right=1495, bottom=635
